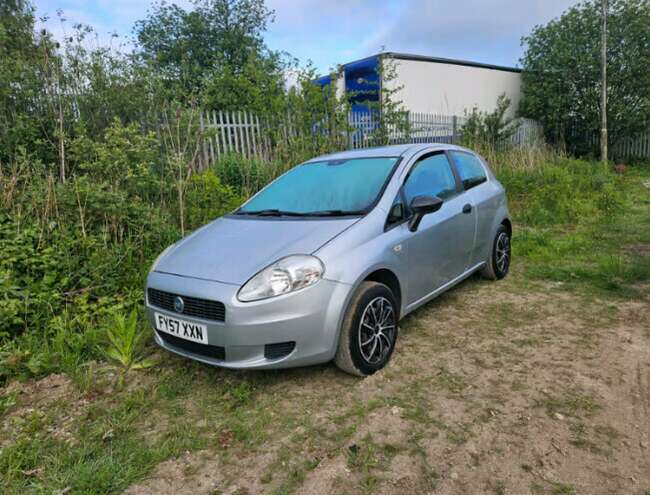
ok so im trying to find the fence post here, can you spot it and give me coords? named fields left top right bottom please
left=249, top=111, right=258, bottom=159
left=452, top=115, right=458, bottom=144
left=348, top=111, right=354, bottom=150
left=199, top=111, right=207, bottom=170
left=211, top=110, right=219, bottom=160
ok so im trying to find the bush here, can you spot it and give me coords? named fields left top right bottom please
left=213, top=153, right=275, bottom=197
left=0, top=124, right=253, bottom=382
left=0, top=208, right=165, bottom=337
left=0, top=215, right=74, bottom=340
left=185, top=169, right=242, bottom=230
left=69, top=119, right=161, bottom=201
left=460, top=93, right=514, bottom=148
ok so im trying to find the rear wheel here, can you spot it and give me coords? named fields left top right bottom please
left=334, top=282, right=398, bottom=377
left=481, top=225, right=511, bottom=280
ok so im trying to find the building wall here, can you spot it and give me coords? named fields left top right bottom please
left=384, top=57, right=522, bottom=116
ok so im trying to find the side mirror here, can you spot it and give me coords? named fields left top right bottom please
left=408, top=195, right=443, bottom=232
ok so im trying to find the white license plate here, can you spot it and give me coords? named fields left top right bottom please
left=154, top=312, right=208, bottom=345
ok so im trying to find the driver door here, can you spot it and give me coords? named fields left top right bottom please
left=400, top=152, right=477, bottom=304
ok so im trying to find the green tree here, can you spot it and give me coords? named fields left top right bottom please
left=134, top=0, right=284, bottom=109
left=519, top=0, right=650, bottom=151
left=201, top=50, right=288, bottom=114
left=0, top=0, right=56, bottom=164
left=0, top=2, right=166, bottom=171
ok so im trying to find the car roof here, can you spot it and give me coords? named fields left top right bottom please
left=305, top=143, right=469, bottom=162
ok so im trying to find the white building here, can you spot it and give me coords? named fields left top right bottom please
left=316, top=52, right=522, bottom=117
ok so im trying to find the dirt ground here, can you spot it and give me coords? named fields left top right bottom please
left=121, top=274, right=650, bottom=494
left=4, top=272, right=650, bottom=494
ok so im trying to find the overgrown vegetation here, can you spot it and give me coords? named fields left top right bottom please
left=519, top=0, right=650, bottom=152
left=461, top=94, right=515, bottom=149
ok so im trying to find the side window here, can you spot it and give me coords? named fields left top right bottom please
left=403, top=153, right=457, bottom=207
left=450, top=151, right=487, bottom=190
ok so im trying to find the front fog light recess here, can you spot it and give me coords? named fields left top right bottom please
left=238, top=255, right=324, bottom=302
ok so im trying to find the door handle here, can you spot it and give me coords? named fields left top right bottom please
left=462, top=203, right=472, bottom=214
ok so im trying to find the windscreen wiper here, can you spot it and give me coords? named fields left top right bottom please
left=300, top=210, right=365, bottom=217
left=235, top=209, right=305, bottom=217
left=235, top=209, right=365, bottom=217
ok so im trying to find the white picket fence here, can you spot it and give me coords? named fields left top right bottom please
left=199, top=110, right=269, bottom=163
left=407, top=112, right=466, bottom=144
left=605, top=133, right=650, bottom=159
left=346, top=112, right=544, bottom=150
left=573, top=128, right=650, bottom=160
left=198, top=108, right=650, bottom=166
left=509, top=118, right=545, bottom=147
left=347, top=112, right=468, bottom=149
left=196, top=109, right=553, bottom=167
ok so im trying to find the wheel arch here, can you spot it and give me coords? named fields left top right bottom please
left=363, top=268, right=402, bottom=318
left=501, top=217, right=512, bottom=236
left=334, top=264, right=405, bottom=349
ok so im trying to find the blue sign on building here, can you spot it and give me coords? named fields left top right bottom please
left=314, top=55, right=380, bottom=114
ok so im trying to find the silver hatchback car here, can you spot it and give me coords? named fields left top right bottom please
left=145, top=144, right=511, bottom=376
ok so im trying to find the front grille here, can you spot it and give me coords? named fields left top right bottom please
left=156, top=331, right=225, bottom=360
left=148, top=288, right=225, bottom=322
left=264, top=341, right=296, bottom=360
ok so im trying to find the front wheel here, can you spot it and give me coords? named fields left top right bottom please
left=481, top=225, right=511, bottom=280
left=334, top=282, right=398, bottom=377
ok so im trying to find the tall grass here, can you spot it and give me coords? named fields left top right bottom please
left=483, top=144, right=649, bottom=296
left=475, top=142, right=566, bottom=173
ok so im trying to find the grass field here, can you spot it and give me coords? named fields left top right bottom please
left=1, top=164, right=649, bottom=495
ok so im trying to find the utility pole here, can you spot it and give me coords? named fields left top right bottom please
left=600, top=0, right=608, bottom=163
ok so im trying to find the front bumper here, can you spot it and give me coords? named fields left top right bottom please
left=145, top=271, right=352, bottom=370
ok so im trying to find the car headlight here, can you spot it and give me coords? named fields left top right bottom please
left=238, top=255, right=324, bottom=302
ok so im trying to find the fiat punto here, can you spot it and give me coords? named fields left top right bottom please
left=145, top=144, right=511, bottom=376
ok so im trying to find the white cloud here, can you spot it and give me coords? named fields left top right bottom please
left=31, top=0, right=583, bottom=71
left=358, top=0, right=581, bottom=66
left=264, top=0, right=397, bottom=71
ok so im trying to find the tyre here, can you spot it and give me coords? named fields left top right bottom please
left=481, top=224, right=511, bottom=280
left=334, top=281, right=399, bottom=377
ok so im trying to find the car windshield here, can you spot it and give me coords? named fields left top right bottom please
left=236, top=157, right=399, bottom=216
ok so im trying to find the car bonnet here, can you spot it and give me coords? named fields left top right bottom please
left=154, top=216, right=359, bottom=285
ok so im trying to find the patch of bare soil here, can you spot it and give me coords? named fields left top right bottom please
left=300, top=405, right=416, bottom=495
left=0, top=366, right=145, bottom=448
left=17, top=276, right=647, bottom=495
left=623, top=243, right=650, bottom=257
left=3, top=372, right=73, bottom=408
left=407, top=284, right=650, bottom=495
left=122, top=451, right=226, bottom=495
left=123, top=447, right=280, bottom=494
left=1, top=373, right=84, bottom=446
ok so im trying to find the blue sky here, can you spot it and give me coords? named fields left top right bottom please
left=33, top=0, right=579, bottom=74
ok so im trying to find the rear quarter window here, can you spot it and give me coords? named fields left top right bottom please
left=450, top=151, right=487, bottom=190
